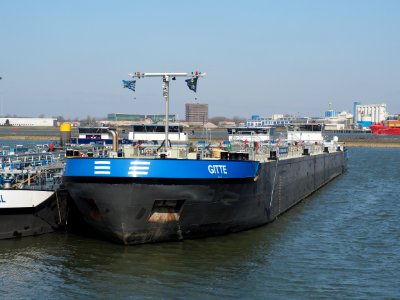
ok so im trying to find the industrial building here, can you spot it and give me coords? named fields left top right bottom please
left=353, top=102, right=387, bottom=129
left=185, top=103, right=208, bottom=123
left=107, top=113, right=145, bottom=122
left=244, top=113, right=321, bottom=128
left=322, top=103, right=353, bottom=131
left=324, top=111, right=354, bottom=131
left=107, top=113, right=176, bottom=123
left=0, top=117, right=57, bottom=127
left=245, top=114, right=297, bottom=127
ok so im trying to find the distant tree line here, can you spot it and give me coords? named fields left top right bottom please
left=0, top=114, right=248, bottom=127
left=53, top=115, right=247, bottom=126
left=53, top=115, right=98, bottom=126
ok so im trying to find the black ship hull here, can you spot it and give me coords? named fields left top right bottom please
left=0, top=189, right=68, bottom=240
left=64, top=151, right=346, bottom=245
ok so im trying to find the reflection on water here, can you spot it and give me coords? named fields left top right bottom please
left=1, top=147, right=400, bottom=299
left=1, top=226, right=282, bottom=299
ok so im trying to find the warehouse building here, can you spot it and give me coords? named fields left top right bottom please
left=0, top=117, right=57, bottom=127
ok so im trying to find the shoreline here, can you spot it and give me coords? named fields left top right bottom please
left=1, top=134, right=400, bottom=148
left=342, top=142, right=400, bottom=148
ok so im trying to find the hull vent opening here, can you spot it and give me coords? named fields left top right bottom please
left=148, top=200, right=185, bottom=223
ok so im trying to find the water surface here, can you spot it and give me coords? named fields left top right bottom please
left=1, top=147, right=399, bottom=299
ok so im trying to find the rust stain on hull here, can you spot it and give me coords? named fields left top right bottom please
left=148, top=211, right=180, bottom=223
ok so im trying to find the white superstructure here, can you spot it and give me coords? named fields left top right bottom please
left=287, top=124, right=324, bottom=143
left=228, top=127, right=271, bottom=143
left=0, top=190, right=54, bottom=208
left=128, top=124, right=188, bottom=142
left=77, top=127, right=115, bottom=140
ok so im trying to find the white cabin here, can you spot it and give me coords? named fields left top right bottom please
left=128, top=124, right=188, bottom=143
left=287, top=124, right=323, bottom=143
left=227, top=127, right=271, bottom=143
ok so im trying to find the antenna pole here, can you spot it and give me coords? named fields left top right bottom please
left=163, top=75, right=170, bottom=151
left=129, top=71, right=206, bottom=154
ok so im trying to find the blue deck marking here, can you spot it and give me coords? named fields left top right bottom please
left=64, top=158, right=259, bottom=179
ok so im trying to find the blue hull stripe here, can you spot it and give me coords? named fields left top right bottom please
left=64, top=158, right=260, bottom=179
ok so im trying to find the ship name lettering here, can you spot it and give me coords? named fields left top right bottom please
left=0, top=195, right=5, bottom=203
left=207, top=165, right=227, bottom=174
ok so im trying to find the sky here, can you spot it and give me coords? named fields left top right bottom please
left=1, top=0, right=399, bottom=119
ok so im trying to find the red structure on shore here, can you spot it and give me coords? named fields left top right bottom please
left=370, top=120, right=400, bottom=135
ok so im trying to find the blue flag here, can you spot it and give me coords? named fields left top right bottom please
left=122, top=80, right=136, bottom=92
left=185, top=77, right=198, bottom=92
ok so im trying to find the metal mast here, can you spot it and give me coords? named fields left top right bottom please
left=129, top=71, right=205, bottom=154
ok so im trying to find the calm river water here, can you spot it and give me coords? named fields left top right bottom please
left=1, top=147, right=399, bottom=299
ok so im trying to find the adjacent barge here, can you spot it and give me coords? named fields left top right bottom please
left=0, top=189, right=67, bottom=239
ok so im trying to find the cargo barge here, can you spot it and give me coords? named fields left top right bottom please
left=63, top=71, right=347, bottom=245
left=64, top=144, right=346, bottom=244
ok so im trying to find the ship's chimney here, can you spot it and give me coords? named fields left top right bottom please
left=59, top=122, right=72, bottom=146
left=107, top=129, right=119, bottom=152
